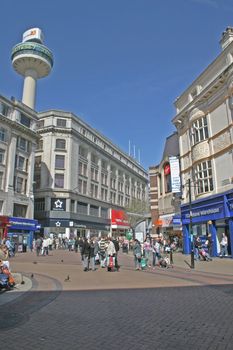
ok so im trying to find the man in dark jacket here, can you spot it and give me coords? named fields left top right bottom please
left=112, top=238, right=120, bottom=270
left=81, top=238, right=90, bottom=271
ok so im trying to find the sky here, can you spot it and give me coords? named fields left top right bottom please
left=1, top=0, right=233, bottom=170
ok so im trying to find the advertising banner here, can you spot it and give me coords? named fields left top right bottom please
left=169, top=156, right=181, bottom=193
left=111, top=209, right=130, bottom=227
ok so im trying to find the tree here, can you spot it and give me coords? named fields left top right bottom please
left=125, top=198, right=150, bottom=236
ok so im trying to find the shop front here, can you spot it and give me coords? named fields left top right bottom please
left=40, top=218, right=110, bottom=239
left=181, top=190, right=233, bottom=258
left=0, top=216, right=39, bottom=252
left=110, top=209, right=130, bottom=238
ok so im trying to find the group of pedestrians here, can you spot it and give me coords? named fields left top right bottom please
left=79, top=236, right=120, bottom=272
left=133, top=236, right=171, bottom=270
left=194, top=232, right=229, bottom=261
left=34, top=236, right=53, bottom=256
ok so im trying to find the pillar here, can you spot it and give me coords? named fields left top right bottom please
left=183, top=224, right=190, bottom=254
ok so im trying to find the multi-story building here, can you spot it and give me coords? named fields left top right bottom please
left=148, top=165, right=159, bottom=236
left=149, top=132, right=181, bottom=240
left=34, top=109, right=148, bottom=238
left=172, top=27, right=233, bottom=257
left=0, top=95, right=39, bottom=246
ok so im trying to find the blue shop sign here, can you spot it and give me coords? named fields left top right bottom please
left=181, top=203, right=224, bottom=224
left=9, top=217, right=38, bottom=231
left=173, top=215, right=182, bottom=226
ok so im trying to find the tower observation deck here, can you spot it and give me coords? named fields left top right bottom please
left=11, top=28, right=53, bottom=109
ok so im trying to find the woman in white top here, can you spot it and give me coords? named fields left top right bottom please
left=220, top=233, right=228, bottom=257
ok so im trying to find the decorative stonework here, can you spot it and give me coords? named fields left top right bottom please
left=189, top=108, right=205, bottom=123
left=213, top=131, right=231, bottom=153
left=183, top=155, right=190, bottom=170
left=191, top=141, right=210, bottom=162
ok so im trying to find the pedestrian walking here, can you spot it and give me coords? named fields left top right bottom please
left=143, top=237, right=152, bottom=267
left=81, top=238, right=91, bottom=271
left=98, top=236, right=108, bottom=268
left=89, top=237, right=97, bottom=271
left=106, top=237, right=116, bottom=271
left=35, top=237, right=42, bottom=256
left=133, top=239, right=142, bottom=270
left=112, top=237, right=120, bottom=270
left=152, top=238, right=161, bottom=267
left=220, top=233, right=228, bottom=257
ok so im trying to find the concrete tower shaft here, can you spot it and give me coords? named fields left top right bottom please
left=11, top=28, right=53, bottom=109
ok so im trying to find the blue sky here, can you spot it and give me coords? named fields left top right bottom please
left=1, top=0, right=233, bottom=169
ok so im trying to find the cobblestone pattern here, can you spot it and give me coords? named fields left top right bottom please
left=1, top=284, right=233, bottom=350
left=1, top=250, right=233, bottom=350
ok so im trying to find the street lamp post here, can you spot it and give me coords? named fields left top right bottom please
left=188, top=179, right=195, bottom=269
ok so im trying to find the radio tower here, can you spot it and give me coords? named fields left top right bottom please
left=11, top=28, right=53, bottom=109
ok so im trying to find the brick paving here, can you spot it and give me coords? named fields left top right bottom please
left=0, top=249, right=233, bottom=350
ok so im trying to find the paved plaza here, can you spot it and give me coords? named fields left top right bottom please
left=0, top=249, right=233, bottom=350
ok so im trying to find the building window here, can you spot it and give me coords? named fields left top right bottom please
left=90, top=183, right=98, bottom=198
left=191, top=116, right=209, bottom=145
left=17, top=137, right=29, bottom=152
left=70, top=200, right=75, bottom=212
left=194, top=160, right=213, bottom=194
left=79, top=162, right=87, bottom=177
left=34, top=198, right=45, bottom=211
left=14, top=176, right=24, bottom=193
left=125, top=197, right=130, bottom=207
left=0, top=128, right=7, bottom=142
left=110, top=191, right=116, bottom=204
left=0, top=103, right=10, bottom=117
left=56, top=139, right=66, bottom=149
left=17, top=156, right=25, bottom=171
left=55, top=174, right=64, bottom=188
left=118, top=194, right=124, bottom=206
left=34, top=174, right=41, bottom=189
left=101, top=187, right=108, bottom=201
left=13, top=204, right=27, bottom=217
left=90, top=205, right=99, bottom=217
left=37, top=139, right=43, bottom=150
left=35, top=156, right=41, bottom=169
left=78, top=178, right=87, bottom=194
left=55, top=155, right=65, bottom=169
left=57, top=118, right=67, bottom=127
left=110, top=177, right=116, bottom=190
left=38, top=120, right=44, bottom=128
left=101, top=207, right=108, bottom=219
left=77, top=201, right=88, bottom=215
left=0, top=172, right=3, bottom=190
left=91, top=153, right=98, bottom=164
left=118, top=180, right=123, bottom=192
left=101, top=172, right=107, bottom=186
left=91, top=167, right=98, bottom=181
left=20, top=113, right=31, bottom=128
left=0, top=149, right=5, bottom=164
